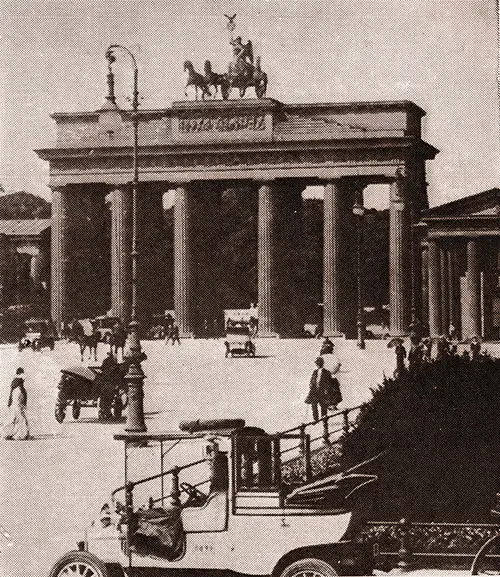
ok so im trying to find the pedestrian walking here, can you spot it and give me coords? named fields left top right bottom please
left=99, top=351, right=119, bottom=419
left=170, top=324, right=181, bottom=345
left=305, top=357, right=342, bottom=422
left=319, top=336, right=334, bottom=355
left=470, top=336, right=481, bottom=360
left=3, top=368, right=30, bottom=440
left=319, top=339, right=342, bottom=375
left=388, top=337, right=406, bottom=377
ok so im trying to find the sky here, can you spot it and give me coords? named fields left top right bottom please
left=0, top=0, right=499, bottom=208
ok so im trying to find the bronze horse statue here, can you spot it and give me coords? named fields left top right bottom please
left=204, top=60, right=229, bottom=98
left=183, top=61, right=211, bottom=101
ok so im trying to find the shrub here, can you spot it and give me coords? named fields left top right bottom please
left=341, top=355, right=500, bottom=521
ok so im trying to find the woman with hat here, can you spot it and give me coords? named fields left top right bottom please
left=3, top=367, right=30, bottom=440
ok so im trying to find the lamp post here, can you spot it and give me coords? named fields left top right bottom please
left=105, top=45, right=146, bottom=433
left=352, top=190, right=366, bottom=350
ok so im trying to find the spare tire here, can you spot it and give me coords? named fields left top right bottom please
left=179, top=418, right=245, bottom=433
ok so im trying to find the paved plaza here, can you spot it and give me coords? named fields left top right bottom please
left=1, top=337, right=498, bottom=576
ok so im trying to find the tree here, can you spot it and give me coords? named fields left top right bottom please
left=0, top=191, right=51, bottom=219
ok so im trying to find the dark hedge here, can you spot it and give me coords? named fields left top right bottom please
left=341, top=355, right=500, bottom=522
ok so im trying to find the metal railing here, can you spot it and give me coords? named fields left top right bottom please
left=366, top=519, right=500, bottom=571
left=278, top=405, right=363, bottom=483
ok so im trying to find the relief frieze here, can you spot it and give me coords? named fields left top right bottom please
left=178, top=114, right=266, bottom=134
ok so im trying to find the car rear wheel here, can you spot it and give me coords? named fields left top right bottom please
left=278, top=558, right=339, bottom=577
left=49, top=550, right=109, bottom=577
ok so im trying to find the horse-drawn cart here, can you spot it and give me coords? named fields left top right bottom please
left=54, top=365, right=128, bottom=423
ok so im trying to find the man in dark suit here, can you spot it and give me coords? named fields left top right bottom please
left=306, top=357, right=342, bottom=421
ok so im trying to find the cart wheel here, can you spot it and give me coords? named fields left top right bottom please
left=55, top=407, right=65, bottom=423
left=72, top=402, right=81, bottom=420
left=472, top=534, right=500, bottom=574
left=48, top=550, right=109, bottom=577
left=278, top=557, right=339, bottom=577
left=112, top=395, right=123, bottom=420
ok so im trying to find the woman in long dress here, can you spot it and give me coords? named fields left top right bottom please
left=3, top=368, right=30, bottom=440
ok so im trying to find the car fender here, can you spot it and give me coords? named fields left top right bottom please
left=272, top=541, right=373, bottom=577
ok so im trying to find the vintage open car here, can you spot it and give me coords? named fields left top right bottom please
left=93, top=316, right=120, bottom=343
left=224, top=325, right=256, bottom=357
left=54, top=365, right=128, bottom=423
left=48, top=418, right=376, bottom=577
left=18, top=318, right=55, bottom=351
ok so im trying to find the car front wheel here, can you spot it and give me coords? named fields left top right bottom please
left=279, top=558, right=339, bottom=577
left=49, top=550, right=109, bottom=577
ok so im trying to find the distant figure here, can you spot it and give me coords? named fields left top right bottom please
left=111, top=320, right=127, bottom=358
left=305, top=357, right=342, bottom=421
left=99, top=351, right=119, bottom=419
left=3, top=368, right=30, bottom=440
left=166, top=324, right=181, bottom=345
left=436, top=336, right=450, bottom=361
left=408, top=338, right=424, bottom=369
left=470, top=336, right=481, bottom=360
left=422, top=337, right=433, bottom=361
left=389, top=338, right=407, bottom=377
left=320, top=336, right=334, bottom=355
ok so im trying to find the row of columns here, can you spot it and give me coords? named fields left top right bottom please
left=427, top=239, right=482, bottom=340
left=323, top=175, right=413, bottom=338
left=51, top=174, right=416, bottom=337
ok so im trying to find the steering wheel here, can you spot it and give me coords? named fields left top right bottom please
left=180, top=482, right=207, bottom=505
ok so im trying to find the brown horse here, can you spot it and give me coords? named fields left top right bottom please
left=204, top=60, right=229, bottom=98
left=183, top=61, right=211, bottom=101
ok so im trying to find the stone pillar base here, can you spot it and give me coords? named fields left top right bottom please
left=257, top=331, right=279, bottom=338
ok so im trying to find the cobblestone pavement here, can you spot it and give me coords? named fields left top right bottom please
left=1, top=338, right=497, bottom=576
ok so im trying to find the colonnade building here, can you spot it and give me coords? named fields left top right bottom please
left=36, top=98, right=438, bottom=337
left=420, top=189, right=500, bottom=341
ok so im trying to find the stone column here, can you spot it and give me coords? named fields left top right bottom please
left=174, top=185, right=194, bottom=337
left=463, top=239, right=481, bottom=339
left=50, top=186, right=70, bottom=330
left=389, top=174, right=410, bottom=335
left=110, top=187, right=132, bottom=323
left=258, top=182, right=279, bottom=337
left=323, top=181, right=344, bottom=336
left=428, top=239, right=441, bottom=338
left=421, top=245, right=429, bottom=330
left=440, top=247, right=449, bottom=336
left=447, top=246, right=460, bottom=336
left=30, top=247, right=48, bottom=287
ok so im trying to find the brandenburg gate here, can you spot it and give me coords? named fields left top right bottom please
left=36, top=97, right=437, bottom=337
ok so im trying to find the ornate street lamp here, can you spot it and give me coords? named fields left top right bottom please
left=352, top=190, right=366, bottom=350
left=105, top=45, right=146, bottom=432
